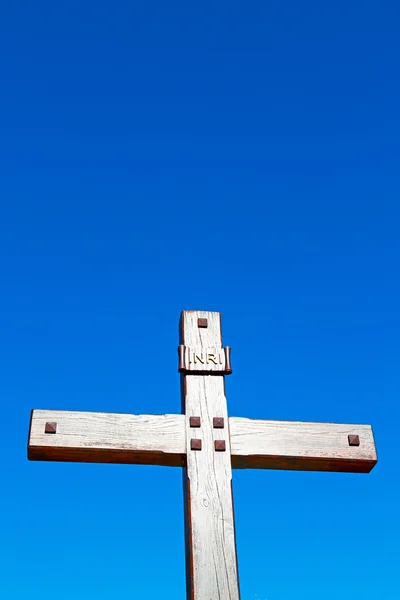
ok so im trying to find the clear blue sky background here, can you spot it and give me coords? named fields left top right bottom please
left=1, top=2, right=399, bottom=599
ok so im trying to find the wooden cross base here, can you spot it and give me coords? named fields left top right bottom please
left=28, top=311, right=377, bottom=600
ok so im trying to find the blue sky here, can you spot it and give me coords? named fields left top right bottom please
left=1, top=2, right=399, bottom=599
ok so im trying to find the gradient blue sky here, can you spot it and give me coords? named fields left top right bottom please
left=1, top=2, right=399, bottom=599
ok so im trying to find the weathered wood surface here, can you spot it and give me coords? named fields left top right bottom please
left=28, top=410, right=185, bottom=466
left=27, top=309, right=378, bottom=600
left=181, top=311, right=240, bottom=600
left=29, top=409, right=377, bottom=474
left=230, top=417, right=377, bottom=473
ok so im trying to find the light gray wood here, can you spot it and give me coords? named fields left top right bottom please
left=181, top=311, right=240, bottom=600
left=29, top=409, right=185, bottom=466
left=230, top=417, right=377, bottom=473
left=27, top=309, right=378, bottom=600
left=29, top=408, right=378, bottom=473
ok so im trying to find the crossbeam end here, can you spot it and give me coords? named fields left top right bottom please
left=28, top=409, right=186, bottom=467
left=229, top=417, right=377, bottom=474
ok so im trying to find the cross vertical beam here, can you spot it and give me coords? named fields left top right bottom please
left=180, top=311, right=240, bottom=600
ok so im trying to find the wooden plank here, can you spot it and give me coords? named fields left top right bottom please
left=181, top=311, right=240, bottom=600
left=28, top=410, right=186, bottom=466
left=28, top=409, right=378, bottom=473
left=230, top=417, right=377, bottom=473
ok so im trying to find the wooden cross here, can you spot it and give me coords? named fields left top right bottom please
left=28, top=310, right=377, bottom=600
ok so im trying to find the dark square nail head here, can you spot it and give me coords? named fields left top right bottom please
left=214, top=440, right=226, bottom=452
left=198, top=318, right=208, bottom=328
left=45, top=422, right=57, bottom=434
left=348, top=434, right=360, bottom=446
left=213, top=417, right=225, bottom=429
left=189, top=416, right=201, bottom=428
left=191, top=439, right=202, bottom=451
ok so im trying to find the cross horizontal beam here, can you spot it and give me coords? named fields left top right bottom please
left=29, top=409, right=377, bottom=473
left=28, top=410, right=185, bottom=466
left=230, top=417, right=377, bottom=473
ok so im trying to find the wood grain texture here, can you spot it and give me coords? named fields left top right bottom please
left=28, top=410, right=185, bottom=466
left=230, top=417, right=377, bottom=473
left=181, top=311, right=240, bottom=600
